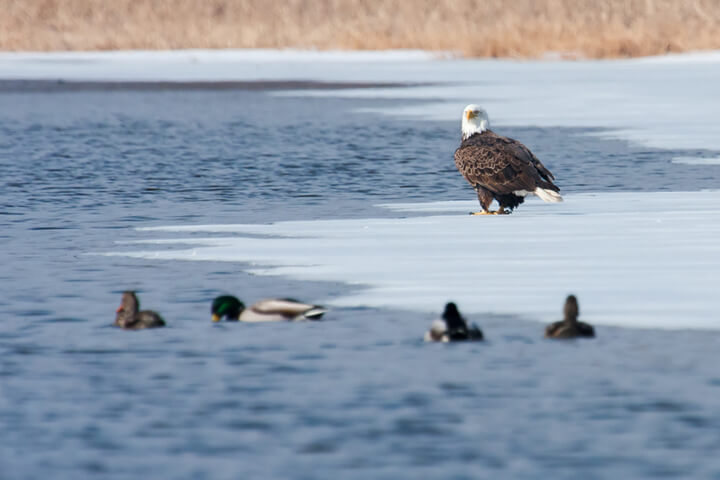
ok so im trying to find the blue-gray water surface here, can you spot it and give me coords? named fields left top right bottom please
left=2, top=84, right=720, bottom=479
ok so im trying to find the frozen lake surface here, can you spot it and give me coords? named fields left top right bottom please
left=1, top=51, right=720, bottom=479
left=109, top=191, right=720, bottom=330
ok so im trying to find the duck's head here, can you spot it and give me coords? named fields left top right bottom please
left=564, top=295, right=579, bottom=322
left=461, top=104, right=490, bottom=140
left=442, top=302, right=467, bottom=330
left=115, top=291, right=139, bottom=327
left=211, top=295, right=245, bottom=322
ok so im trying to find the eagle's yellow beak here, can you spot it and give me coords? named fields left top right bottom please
left=465, top=110, right=477, bottom=120
left=211, top=313, right=221, bottom=322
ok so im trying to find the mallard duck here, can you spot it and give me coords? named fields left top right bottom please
left=545, top=295, right=595, bottom=339
left=424, top=302, right=484, bottom=342
left=114, top=291, right=165, bottom=330
left=211, top=295, right=326, bottom=323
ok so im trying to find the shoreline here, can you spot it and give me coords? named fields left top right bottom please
left=0, top=79, right=425, bottom=93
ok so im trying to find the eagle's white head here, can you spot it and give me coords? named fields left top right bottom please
left=461, top=104, right=490, bottom=140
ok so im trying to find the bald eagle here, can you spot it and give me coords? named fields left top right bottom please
left=454, top=104, right=562, bottom=215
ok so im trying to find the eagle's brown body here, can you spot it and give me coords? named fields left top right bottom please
left=454, top=130, right=560, bottom=212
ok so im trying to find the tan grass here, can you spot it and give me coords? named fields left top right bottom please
left=2, top=0, right=720, bottom=58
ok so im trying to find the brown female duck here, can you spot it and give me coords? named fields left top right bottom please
left=114, top=291, right=166, bottom=330
left=545, top=295, right=594, bottom=339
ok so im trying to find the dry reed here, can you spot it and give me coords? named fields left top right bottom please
left=2, top=0, right=719, bottom=58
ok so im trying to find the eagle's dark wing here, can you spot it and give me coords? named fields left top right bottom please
left=454, top=131, right=554, bottom=195
left=509, top=139, right=555, bottom=182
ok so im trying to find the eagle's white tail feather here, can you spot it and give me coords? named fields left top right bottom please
left=534, top=187, right=563, bottom=203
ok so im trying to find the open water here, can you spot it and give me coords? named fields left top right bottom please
left=2, top=83, right=720, bottom=479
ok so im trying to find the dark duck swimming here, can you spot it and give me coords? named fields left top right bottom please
left=545, top=295, right=595, bottom=339
left=424, top=302, right=484, bottom=342
left=114, top=291, right=166, bottom=330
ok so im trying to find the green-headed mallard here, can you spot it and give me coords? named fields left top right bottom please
left=545, top=295, right=595, bottom=339
left=115, top=291, right=165, bottom=330
left=211, top=295, right=326, bottom=323
left=424, top=302, right=484, bottom=342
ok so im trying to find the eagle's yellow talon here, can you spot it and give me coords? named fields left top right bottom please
left=470, top=211, right=497, bottom=215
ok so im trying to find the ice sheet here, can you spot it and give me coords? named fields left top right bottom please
left=102, top=191, right=720, bottom=330
left=672, top=156, right=720, bottom=165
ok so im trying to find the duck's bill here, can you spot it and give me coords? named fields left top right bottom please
left=211, top=314, right=221, bottom=322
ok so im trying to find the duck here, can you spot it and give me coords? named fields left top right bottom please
left=424, top=302, right=484, bottom=342
left=114, top=291, right=166, bottom=330
left=544, top=295, right=595, bottom=339
left=211, top=295, right=326, bottom=323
